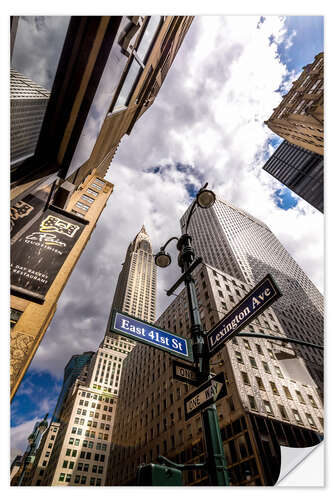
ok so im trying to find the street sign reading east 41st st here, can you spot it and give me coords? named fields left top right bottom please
left=184, top=372, right=227, bottom=421
left=206, top=274, right=282, bottom=357
left=109, top=310, right=194, bottom=362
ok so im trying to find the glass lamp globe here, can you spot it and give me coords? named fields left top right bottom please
left=155, top=251, right=172, bottom=268
left=196, top=188, right=215, bottom=209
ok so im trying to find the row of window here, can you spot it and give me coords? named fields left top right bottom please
left=62, top=460, right=104, bottom=474
left=247, top=394, right=318, bottom=428
left=58, top=473, right=101, bottom=485
left=71, top=427, right=109, bottom=440
left=73, top=179, right=105, bottom=215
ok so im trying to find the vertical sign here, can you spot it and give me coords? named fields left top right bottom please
left=10, top=206, right=88, bottom=303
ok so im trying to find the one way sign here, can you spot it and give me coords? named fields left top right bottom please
left=184, top=372, right=227, bottom=421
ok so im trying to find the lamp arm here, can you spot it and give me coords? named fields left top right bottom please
left=160, top=236, right=179, bottom=252
left=185, top=182, right=208, bottom=233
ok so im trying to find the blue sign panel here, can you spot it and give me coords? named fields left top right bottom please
left=110, top=311, right=193, bottom=362
left=207, top=274, right=281, bottom=356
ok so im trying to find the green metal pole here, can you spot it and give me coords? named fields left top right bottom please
left=178, top=234, right=228, bottom=486
left=201, top=404, right=230, bottom=486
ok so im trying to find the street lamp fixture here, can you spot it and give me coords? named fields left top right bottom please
left=154, top=250, right=172, bottom=268
left=196, top=187, right=215, bottom=209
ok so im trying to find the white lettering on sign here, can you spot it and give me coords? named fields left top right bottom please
left=210, top=305, right=251, bottom=347
left=121, top=318, right=146, bottom=337
left=176, top=366, right=196, bottom=379
left=186, top=381, right=223, bottom=414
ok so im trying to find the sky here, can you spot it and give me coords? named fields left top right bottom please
left=8, top=13, right=325, bottom=465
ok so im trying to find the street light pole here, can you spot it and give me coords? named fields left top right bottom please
left=156, top=184, right=229, bottom=486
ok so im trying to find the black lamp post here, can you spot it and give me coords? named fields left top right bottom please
left=155, top=183, right=229, bottom=486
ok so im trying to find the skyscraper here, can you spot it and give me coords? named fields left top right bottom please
left=23, top=226, right=156, bottom=486
left=52, top=352, right=94, bottom=423
left=180, top=197, right=324, bottom=398
left=34, top=338, right=130, bottom=486
left=264, top=52, right=323, bottom=156
left=262, top=139, right=323, bottom=213
left=111, top=225, right=156, bottom=324
left=108, top=262, right=323, bottom=486
left=10, top=69, right=50, bottom=170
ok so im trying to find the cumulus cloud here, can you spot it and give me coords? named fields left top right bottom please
left=18, top=16, right=323, bottom=393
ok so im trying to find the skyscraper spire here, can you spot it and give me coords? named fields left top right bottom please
left=111, top=226, right=156, bottom=323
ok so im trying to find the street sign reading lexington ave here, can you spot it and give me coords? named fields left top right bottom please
left=110, top=310, right=193, bottom=362
left=184, top=372, right=227, bottom=421
left=207, top=274, right=281, bottom=357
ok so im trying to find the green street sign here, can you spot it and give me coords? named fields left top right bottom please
left=109, top=310, right=194, bottom=362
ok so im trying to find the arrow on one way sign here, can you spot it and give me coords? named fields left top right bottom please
left=184, top=372, right=227, bottom=421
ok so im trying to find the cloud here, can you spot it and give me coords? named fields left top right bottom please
left=12, top=17, right=323, bottom=422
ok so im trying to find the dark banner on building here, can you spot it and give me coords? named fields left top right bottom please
left=10, top=194, right=46, bottom=239
left=10, top=206, right=87, bottom=303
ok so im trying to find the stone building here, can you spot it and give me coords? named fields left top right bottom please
left=265, top=52, right=323, bottom=155
left=108, top=263, right=323, bottom=486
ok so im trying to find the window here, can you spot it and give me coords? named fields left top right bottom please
left=91, top=182, right=102, bottom=191
left=75, top=201, right=89, bottom=211
left=256, top=377, right=265, bottom=390
left=270, top=381, right=279, bottom=395
left=262, top=361, right=271, bottom=374
left=278, top=405, right=289, bottom=420
left=243, top=339, right=251, bottom=350
left=81, top=475, right=87, bottom=485
left=235, top=351, right=244, bottom=364
left=292, top=409, right=303, bottom=424
left=113, top=16, right=162, bottom=110
left=275, top=366, right=283, bottom=378
left=62, top=460, right=68, bottom=468
left=256, top=344, right=263, bottom=355
left=87, top=188, right=98, bottom=197
left=65, top=474, right=72, bottom=483
left=267, top=349, right=275, bottom=359
left=248, top=395, right=257, bottom=410
left=241, top=371, right=250, bottom=385
left=295, top=390, right=305, bottom=404
left=74, top=475, right=80, bottom=484
left=81, top=194, right=94, bottom=204
left=59, top=473, right=65, bottom=482
left=249, top=356, right=258, bottom=369
left=283, top=386, right=292, bottom=400
left=307, top=394, right=318, bottom=408
left=263, top=400, right=274, bottom=415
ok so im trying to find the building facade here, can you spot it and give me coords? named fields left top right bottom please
left=262, top=139, right=323, bottom=213
left=108, top=263, right=323, bottom=486
left=265, top=52, right=323, bottom=156
left=10, top=15, right=193, bottom=399
left=10, top=69, right=50, bottom=170
left=10, top=173, right=113, bottom=400
left=180, top=197, right=324, bottom=399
